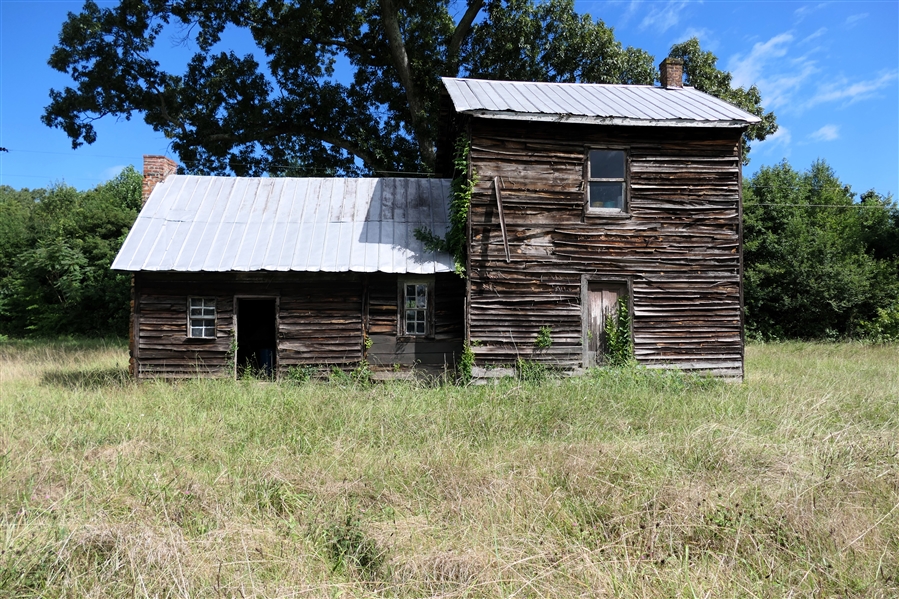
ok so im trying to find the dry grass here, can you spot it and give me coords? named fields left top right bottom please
left=0, top=339, right=897, bottom=597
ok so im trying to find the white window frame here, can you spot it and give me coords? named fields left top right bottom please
left=586, top=147, right=629, bottom=214
left=188, top=297, right=217, bottom=339
left=398, top=278, right=433, bottom=338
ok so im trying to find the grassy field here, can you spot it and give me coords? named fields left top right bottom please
left=0, top=340, right=897, bottom=598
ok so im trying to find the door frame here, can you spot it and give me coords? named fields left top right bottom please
left=581, top=275, right=632, bottom=368
left=233, top=294, right=280, bottom=379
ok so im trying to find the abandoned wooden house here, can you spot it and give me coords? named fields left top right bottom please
left=114, top=59, right=760, bottom=379
left=438, top=59, right=760, bottom=379
left=113, top=161, right=464, bottom=378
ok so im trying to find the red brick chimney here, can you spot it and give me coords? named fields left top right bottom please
left=142, top=155, right=178, bottom=205
left=659, top=57, right=684, bottom=89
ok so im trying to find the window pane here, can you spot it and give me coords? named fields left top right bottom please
left=416, top=284, right=427, bottom=308
left=416, top=322, right=425, bottom=334
left=589, top=150, right=625, bottom=179
left=589, top=182, right=624, bottom=209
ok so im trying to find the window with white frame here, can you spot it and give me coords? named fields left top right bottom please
left=587, top=149, right=627, bottom=211
left=403, top=282, right=429, bottom=336
left=188, top=297, right=216, bottom=338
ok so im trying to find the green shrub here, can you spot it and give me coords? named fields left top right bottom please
left=603, top=297, right=633, bottom=366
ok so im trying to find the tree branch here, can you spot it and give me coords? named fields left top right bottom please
left=378, top=0, right=435, bottom=170
left=447, top=0, right=484, bottom=75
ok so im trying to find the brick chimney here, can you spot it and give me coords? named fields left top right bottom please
left=142, top=155, right=178, bottom=205
left=659, top=57, right=684, bottom=89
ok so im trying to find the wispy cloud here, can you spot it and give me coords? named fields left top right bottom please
left=794, top=2, right=828, bottom=22
left=801, top=27, right=827, bottom=44
left=639, top=1, right=692, bottom=34
left=808, top=125, right=840, bottom=142
left=845, top=13, right=868, bottom=26
left=676, top=26, right=716, bottom=50
left=805, top=71, right=899, bottom=108
left=729, top=33, right=794, bottom=88
left=756, top=126, right=792, bottom=156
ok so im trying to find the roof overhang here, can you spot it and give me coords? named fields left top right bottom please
left=461, top=109, right=758, bottom=128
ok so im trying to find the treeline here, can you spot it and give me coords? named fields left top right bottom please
left=0, top=167, right=142, bottom=337
left=0, top=161, right=897, bottom=341
left=744, top=160, right=899, bottom=341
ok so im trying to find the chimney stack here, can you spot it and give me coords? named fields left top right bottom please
left=659, top=57, right=684, bottom=89
left=142, top=155, right=178, bottom=205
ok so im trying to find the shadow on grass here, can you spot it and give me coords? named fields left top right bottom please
left=41, top=366, right=131, bottom=390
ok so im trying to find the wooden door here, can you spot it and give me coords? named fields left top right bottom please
left=586, top=283, right=625, bottom=366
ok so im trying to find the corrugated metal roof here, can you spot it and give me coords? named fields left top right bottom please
left=112, top=176, right=455, bottom=274
left=442, top=77, right=761, bottom=127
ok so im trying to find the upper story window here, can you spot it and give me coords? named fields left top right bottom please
left=587, top=149, right=627, bottom=212
left=188, top=297, right=216, bottom=338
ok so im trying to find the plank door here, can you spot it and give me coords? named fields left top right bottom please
left=586, top=283, right=626, bottom=366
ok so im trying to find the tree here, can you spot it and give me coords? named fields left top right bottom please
left=44, top=1, right=770, bottom=176
left=669, top=38, right=777, bottom=164
left=0, top=168, right=142, bottom=337
left=743, top=160, right=899, bottom=339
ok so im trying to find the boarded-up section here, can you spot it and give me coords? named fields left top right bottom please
left=462, top=119, right=744, bottom=378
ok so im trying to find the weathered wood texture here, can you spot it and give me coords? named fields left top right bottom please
left=465, top=120, right=744, bottom=377
left=132, top=272, right=463, bottom=379
left=365, top=273, right=465, bottom=367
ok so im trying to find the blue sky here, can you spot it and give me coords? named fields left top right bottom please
left=1, top=0, right=896, bottom=197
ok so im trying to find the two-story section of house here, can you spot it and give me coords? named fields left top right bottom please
left=440, top=61, right=761, bottom=379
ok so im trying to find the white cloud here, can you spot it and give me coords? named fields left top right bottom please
left=808, top=125, right=840, bottom=141
left=729, top=33, right=794, bottom=89
left=801, top=27, right=827, bottom=44
left=845, top=13, right=868, bottom=26
left=639, top=1, right=692, bottom=34
left=755, top=126, right=792, bottom=156
left=676, top=27, right=716, bottom=50
left=101, top=165, right=127, bottom=180
left=805, top=71, right=899, bottom=108
left=794, top=2, right=829, bottom=22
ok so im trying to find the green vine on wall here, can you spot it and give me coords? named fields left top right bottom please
left=415, top=136, right=477, bottom=277
left=603, top=297, right=634, bottom=367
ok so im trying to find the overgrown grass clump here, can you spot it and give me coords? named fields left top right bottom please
left=1, top=339, right=897, bottom=597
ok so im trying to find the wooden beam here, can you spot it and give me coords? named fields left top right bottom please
left=494, top=176, right=511, bottom=262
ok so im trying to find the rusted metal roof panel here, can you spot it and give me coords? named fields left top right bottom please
left=442, top=77, right=761, bottom=126
left=112, top=176, right=455, bottom=273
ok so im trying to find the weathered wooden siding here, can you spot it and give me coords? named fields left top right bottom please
left=365, top=273, right=465, bottom=369
left=466, top=120, right=744, bottom=377
left=133, top=271, right=464, bottom=379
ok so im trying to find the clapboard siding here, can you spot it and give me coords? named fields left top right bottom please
left=464, top=119, right=744, bottom=377
left=132, top=271, right=464, bottom=379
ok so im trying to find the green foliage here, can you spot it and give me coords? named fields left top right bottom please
left=668, top=38, right=777, bottom=164
left=285, top=364, right=317, bottom=384
left=43, top=1, right=771, bottom=177
left=458, top=341, right=476, bottom=385
left=462, top=0, right=656, bottom=85
left=743, top=160, right=899, bottom=339
left=321, top=513, right=386, bottom=580
left=857, top=300, right=899, bottom=343
left=415, top=136, right=477, bottom=275
left=0, top=168, right=142, bottom=337
left=516, top=358, right=550, bottom=384
left=534, top=325, right=553, bottom=349
left=603, top=297, right=634, bottom=367
left=330, top=361, right=373, bottom=386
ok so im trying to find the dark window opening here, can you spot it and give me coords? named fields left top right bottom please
left=587, top=149, right=626, bottom=211
left=236, top=298, right=277, bottom=378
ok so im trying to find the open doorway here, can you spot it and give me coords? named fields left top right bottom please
left=236, top=298, right=277, bottom=378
